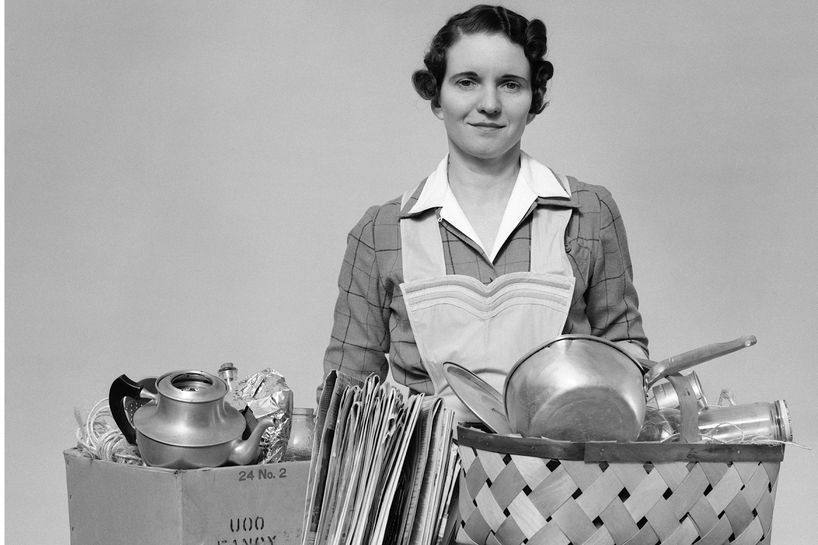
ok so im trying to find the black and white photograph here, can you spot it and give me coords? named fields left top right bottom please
left=5, top=1, right=817, bottom=543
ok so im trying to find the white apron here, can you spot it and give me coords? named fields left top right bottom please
left=399, top=177, right=576, bottom=422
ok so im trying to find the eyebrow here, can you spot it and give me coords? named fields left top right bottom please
left=449, top=71, right=529, bottom=82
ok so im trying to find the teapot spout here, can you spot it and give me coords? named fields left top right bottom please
left=228, top=415, right=277, bottom=465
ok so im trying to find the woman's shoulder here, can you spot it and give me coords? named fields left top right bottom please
left=353, top=179, right=427, bottom=228
left=345, top=180, right=428, bottom=245
left=566, top=176, right=619, bottom=222
left=353, top=195, right=404, bottom=229
left=563, top=176, right=619, bottom=214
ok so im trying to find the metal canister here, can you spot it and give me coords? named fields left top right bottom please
left=648, top=371, right=709, bottom=410
left=697, top=400, right=792, bottom=443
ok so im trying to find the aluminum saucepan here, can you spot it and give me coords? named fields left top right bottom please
left=503, top=334, right=756, bottom=441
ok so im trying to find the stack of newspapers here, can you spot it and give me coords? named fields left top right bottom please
left=300, top=371, right=458, bottom=545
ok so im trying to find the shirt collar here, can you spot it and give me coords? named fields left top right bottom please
left=402, top=151, right=572, bottom=217
left=403, top=155, right=449, bottom=216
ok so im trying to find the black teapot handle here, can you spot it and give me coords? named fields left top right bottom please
left=109, top=374, right=150, bottom=444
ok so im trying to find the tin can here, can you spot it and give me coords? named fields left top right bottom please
left=648, top=371, right=709, bottom=410
left=697, top=399, right=792, bottom=443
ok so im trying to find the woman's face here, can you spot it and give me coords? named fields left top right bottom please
left=434, top=32, right=534, bottom=163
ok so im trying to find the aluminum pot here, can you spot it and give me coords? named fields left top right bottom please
left=503, top=334, right=756, bottom=441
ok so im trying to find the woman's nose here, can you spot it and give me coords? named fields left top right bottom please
left=477, top=89, right=501, bottom=115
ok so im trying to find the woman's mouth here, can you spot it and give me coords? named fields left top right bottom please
left=469, top=122, right=505, bottom=129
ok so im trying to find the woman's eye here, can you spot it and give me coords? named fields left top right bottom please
left=502, top=81, right=522, bottom=91
left=456, top=79, right=476, bottom=89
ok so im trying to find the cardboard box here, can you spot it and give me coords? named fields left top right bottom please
left=64, top=449, right=309, bottom=545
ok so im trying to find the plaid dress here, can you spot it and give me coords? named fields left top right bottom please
left=323, top=176, right=647, bottom=394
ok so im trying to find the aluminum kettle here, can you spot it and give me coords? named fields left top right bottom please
left=109, top=370, right=276, bottom=469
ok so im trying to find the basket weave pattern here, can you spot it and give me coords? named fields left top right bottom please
left=456, top=446, right=780, bottom=545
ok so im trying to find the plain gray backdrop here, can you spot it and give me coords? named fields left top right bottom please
left=6, top=1, right=818, bottom=543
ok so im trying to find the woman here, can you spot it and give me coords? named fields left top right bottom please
left=323, top=4, right=647, bottom=421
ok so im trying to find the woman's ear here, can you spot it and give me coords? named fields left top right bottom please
left=526, top=112, right=536, bottom=125
left=432, top=102, right=444, bottom=120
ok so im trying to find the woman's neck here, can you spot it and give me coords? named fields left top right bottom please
left=445, top=145, right=522, bottom=255
left=446, top=145, right=521, bottom=205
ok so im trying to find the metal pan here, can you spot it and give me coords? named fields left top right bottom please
left=504, top=334, right=756, bottom=441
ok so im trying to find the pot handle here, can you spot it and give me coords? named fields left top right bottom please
left=644, top=335, right=757, bottom=387
left=109, top=374, right=146, bottom=445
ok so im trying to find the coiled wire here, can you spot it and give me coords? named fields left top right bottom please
left=75, top=398, right=143, bottom=465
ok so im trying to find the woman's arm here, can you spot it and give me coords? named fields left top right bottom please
left=585, top=187, right=649, bottom=357
left=322, top=205, right=392, bottom=384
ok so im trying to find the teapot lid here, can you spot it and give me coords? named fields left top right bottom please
left=155, top=370, right=229, bottom=402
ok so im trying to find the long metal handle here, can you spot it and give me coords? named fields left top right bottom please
left=645, top=335, right=757, bottom=387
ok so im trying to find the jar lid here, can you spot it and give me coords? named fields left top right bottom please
left=774, top=399, right=793, bottom=442
left=218, top=362, right=238, bottom=381
left=687, top=371, right=709, bottom=408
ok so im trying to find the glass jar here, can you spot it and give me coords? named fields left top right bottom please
left=217, top=362, right=246, bottom=411
left=698, top=400, right=792, bottom=443
left=285, top=407, right=315, bottom=461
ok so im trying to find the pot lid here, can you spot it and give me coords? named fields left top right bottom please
left=443, top=362, right=512, bottom=434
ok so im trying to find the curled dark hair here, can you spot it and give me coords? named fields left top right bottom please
left=412, top=4, right=554, bottom=115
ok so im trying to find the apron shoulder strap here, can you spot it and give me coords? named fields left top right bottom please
left=400, top=182, right=446, bottom=282
left=527, top=167, right=574, bottom=275
left=554, top=173, right=572, bottom=195
left=399, top=188, right=414, bottom=211
left=530, top=204, right=574, bottom=275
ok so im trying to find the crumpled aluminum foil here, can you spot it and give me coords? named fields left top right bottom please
left=233, top=368, right=293, bottom=463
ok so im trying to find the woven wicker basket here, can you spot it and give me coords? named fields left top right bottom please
left=455, top=379, right=785, bottom=545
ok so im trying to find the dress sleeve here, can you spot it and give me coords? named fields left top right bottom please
left=322, top=206, right=391, bottom=384
left=585, top=187, right=649, bottom=356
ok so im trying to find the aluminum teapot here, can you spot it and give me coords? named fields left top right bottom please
left=109, top=370, right=276, bottom=469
